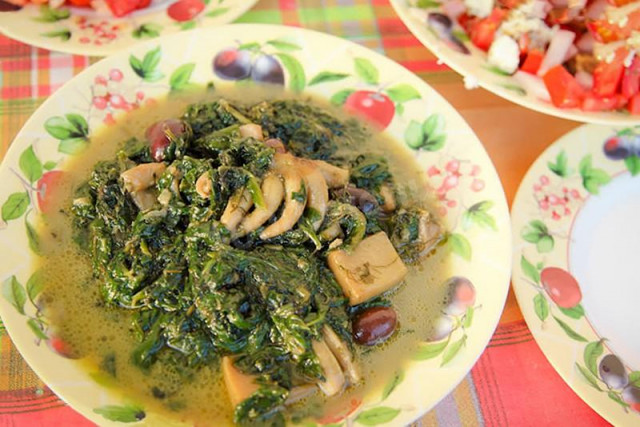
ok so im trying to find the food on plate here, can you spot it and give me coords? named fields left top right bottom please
left=36, top=92, right=450, bottom=425
left=3, top=0, right=152, bottom=17
left=412, top=0, right=640, bottom=114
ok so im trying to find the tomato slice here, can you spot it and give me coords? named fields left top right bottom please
left=581, top=92, right=627, bottom=111
left=67, top=0, right=91, bottom=6
left=607, top=0, right=636, bottom=5
left=543, top=65, right=586, bottom=108
left=593, top=48, right=628, bottom=97
left=622, top=56, right=640, bottom=98
left=629, top=93, right=640, bottom=115
left=469, top=8, right=508, bottom=51
left=520, top=50, right=544, bottom=74
left=586, top=9, right=640, bottom=43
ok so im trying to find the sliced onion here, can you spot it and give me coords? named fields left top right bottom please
left=575, top=71, right=594, bottom=90
left=585, top=0, right=607, bottom=20
left=442, top=0, right=466, bottom=20
left=568, top=0, right=587, bottom=9
left=563, top=44, right=578, bottom=62
left=537, top=29, right=576, bottom=76
left=531, top=0, right=552, bottom=19
left=513, top=71, right=551, bottom=102
left=576, top=32, right=594, bottom=54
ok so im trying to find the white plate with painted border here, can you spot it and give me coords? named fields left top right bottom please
left=389, top=0, right=640, bottom=127
left=0, top=24, right=512, bottom=425
left=511, top=124, right=640, bottom=426
left=0, top=0, right=257, bottom=56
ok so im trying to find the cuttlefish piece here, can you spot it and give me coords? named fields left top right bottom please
left=260, top=167, right=305, bottom=240
left=311, top=339, right=345, bottom=397
left=120, top=163, right=166, bottom=192
left=296, top=158, right=329, bottom=230
left=311, top=160, right=349, bottom=188
left=221, top=187, right=253, bottom=233
left=238, top=173, right=285, bottom=236
left=322, top=325, right=360, bottom=385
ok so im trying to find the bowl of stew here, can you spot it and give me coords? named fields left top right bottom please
left=0, top=24, right=512, bottom=426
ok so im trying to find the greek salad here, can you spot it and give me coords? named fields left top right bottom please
left=413, top=0, right=640, bottom=114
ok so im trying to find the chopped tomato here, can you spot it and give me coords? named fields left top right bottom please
left=137, top=0, right=151, bottom=8
left=469, top=8, right=508, bottom=51
left=520, top=50, right=544, bottom=74
left=581, top=92, right=627, bottom=111
left=518, top=33, right=530, bottom=56
left=593, top=48, right=628, bottom=97
left=543, top=65, right=586, bottom=108
left=607, top=0, right=636, bottom=5
left=586, top=9, right=640, bottom=43
left=622, top=56, right=640, bottom=98
left=105, top=0, right=141, bottom=17
left=629, top=93, right=640, bottom=114
left=67, top=0, right=91, bottom=6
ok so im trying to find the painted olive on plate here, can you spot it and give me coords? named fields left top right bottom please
left=352, top=306, right=397, bottom=346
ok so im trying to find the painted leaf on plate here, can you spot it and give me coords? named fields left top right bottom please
left=27, top=318, right=48, bottom=340
left=624, top=155, right=640, bottom=176
left=2, top=192, right=30, bottom=222
left=354, top=57, right=379, bottom=85
left=584, top=340, right=604, bottom=378
left=553, top=316, right=587, bottom=342
left=463, top=201, right=497, bottom=231
left=533, top=293, right=549, bottom=321
left=274, top=53, right=305, bottom=92
left=462, top=306, right=474, bottom=328
left=205, top=7, right=230, bottom=18
left=385, top=84, right=421, bottom=103
left=354, top=407, right=401, bottom=426
left=381, top=370, right=405, bottom=400
left=441, top=335, right=467, bottom=366
left=576, top=363, right=602, bottom=391
left=520, top=255, right=540, bottom=284
left=266, top=39, right=301, bottom=51
left=330, top=89, right=355, bottom=106
left=19, top=146, right=43, bottom=184
left=521, top=220, right=554, bottom=253
left=558, top=304, right=584, bottom=319
left=132, top=23, right=162, bottom=39
left=2, top=276, right=26, bottom=315
left=25, top=217, right=40, bottom=254
left=169, top=63, right=196, bottom=91
left=578, top=155, right=610, bottom=195
left=547, top=150, right=572, bottom=177
left=447, top=233, right=471, bottom=261
left=308, top=71, right=349, bottom=86
left=93, top=404, right=146, bottom=423
left=413, top=339, right=449, bottom=360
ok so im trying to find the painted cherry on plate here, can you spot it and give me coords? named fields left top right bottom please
left=167, top=0, right=205, bottom=22
left=344, top=90, right=395, bottom=129
left=37, top=171, right=64, bottom=214
left=540, top=267, right=582, bottom=308
left=444, top=276, right=476, bottom=316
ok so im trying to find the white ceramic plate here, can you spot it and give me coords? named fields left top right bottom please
left=0, top=0, right=256, bottom=56
left=0, top=24, right=512, bottom=425
left=390, top=0, right=640, bottom=126
left=512, top=124, right=640, bottom=426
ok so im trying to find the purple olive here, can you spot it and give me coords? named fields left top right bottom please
left=213, top=48, right=252, bottom=80
left=251, top=55, right=285, bottom=85
left=146, top=119, right=187, bottom=162
left=352, top=306, right=397, bottom=346
left=427, top=13, right=470, bottom=55
left=348, top=186, right=379, bottom=213
left=599, top=354, right=628, bottom=390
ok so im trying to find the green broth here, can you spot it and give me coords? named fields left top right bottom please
left=36, top=87, right=450, bottom=425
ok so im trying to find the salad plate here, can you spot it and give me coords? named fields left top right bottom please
left=0, top=24, right=512, bottom=425
left=512, top=124, right=640, bottom=425
left=390, top=0, right=640, bottom=126
left=0, top=0, right=257, bottom=56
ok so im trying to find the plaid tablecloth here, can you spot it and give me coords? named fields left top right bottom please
left=0, top=0, right=611, bottom=425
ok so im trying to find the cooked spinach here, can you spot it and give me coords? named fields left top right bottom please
left=72, top=98, right=436, bottom=425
